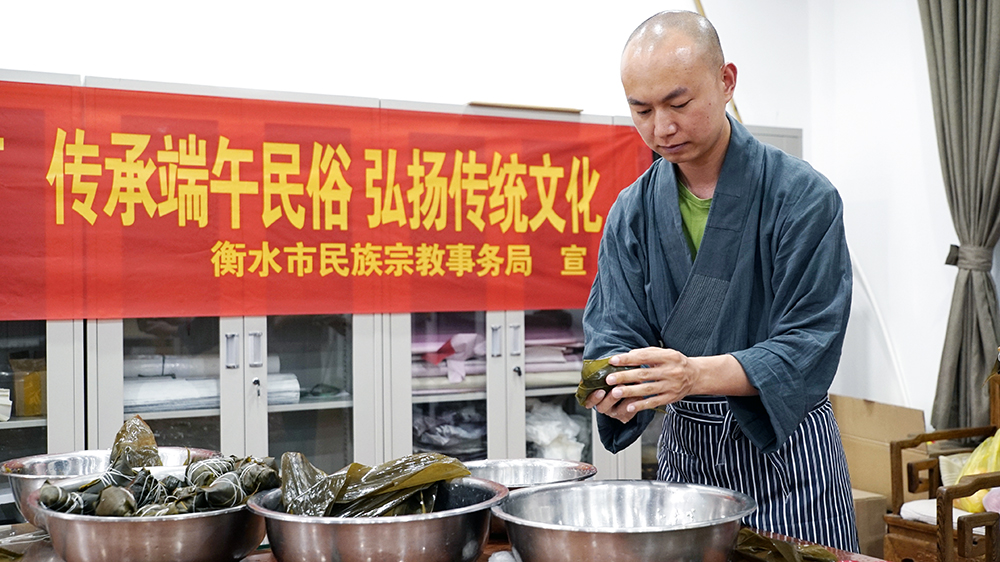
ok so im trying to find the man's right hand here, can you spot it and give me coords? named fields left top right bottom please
left=584, top=382, right=646, bottom=424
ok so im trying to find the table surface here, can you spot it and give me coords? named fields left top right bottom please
left=1, top=523, right=886, bottom=562
left=468, top=531, right=887, bottom=562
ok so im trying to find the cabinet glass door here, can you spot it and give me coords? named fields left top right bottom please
left=266, top=314, right=354, bottom=474
left=0, top=321, right=47, bottom=466
left=0, top=320, right=45, bottom=524
left=121, top=317, right=222, bottom=451
left=109, top=315, right=357, bottom=472
left=522, top=309, right=592, bottom=463
left=1, top=320, right=83, bottom=522
left=410, top=311, right=487, bottom=461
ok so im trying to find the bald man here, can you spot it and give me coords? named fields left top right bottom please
left=582, top=11, right=858, bottom=550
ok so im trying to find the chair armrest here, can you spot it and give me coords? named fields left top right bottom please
left=889, top=425, right=997, bottom=514
left=937, top=471, right=1000, bottom=562
left=907, top=457, right=940, bottom=497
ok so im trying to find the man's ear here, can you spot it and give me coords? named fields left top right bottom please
left=722, top=62, right=738, bottom=99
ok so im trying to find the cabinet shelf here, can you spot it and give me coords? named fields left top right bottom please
left=412, top=375, right=486, bottom=395
left=0, top=336, right=44, bottom=351
left=525, top=386, right=579, bottom=398
left=408, top=370, right=580, bottom=403
left=412, top=391, right=487, bottom=404
left=269, top=395, right=353, bottom=412
left=127, top=395, right=356, bottom=420
left=126, top=409, right=219, bottom=421
left=0, top=416, right=47, bottom=429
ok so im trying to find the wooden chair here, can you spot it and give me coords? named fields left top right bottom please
left=883, top=371, right=1000, bottom=562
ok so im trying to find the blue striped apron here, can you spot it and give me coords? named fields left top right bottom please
left=656, top=395, right=859, bottom=552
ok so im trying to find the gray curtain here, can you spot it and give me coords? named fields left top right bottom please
left=919, top=1, right=1000, bottom=430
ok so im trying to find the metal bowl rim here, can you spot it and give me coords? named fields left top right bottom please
left=465, top=458, right=597, bottom=488
left=247, top=476, right=508, bottom=525
left=464, top=458, right=597, bottom=472
left=24, top=487, right=251, bottom=524
left=1, top=446, right=222, bottom=480
left=491, top=479, right=757, bottom=533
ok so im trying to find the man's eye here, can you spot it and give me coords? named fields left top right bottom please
left=636, top=108, right=652, bottom=116
left=671, top=100, right=691, bottom=109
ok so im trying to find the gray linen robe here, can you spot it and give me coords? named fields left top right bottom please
left=584, top=116, right=853, bottom=456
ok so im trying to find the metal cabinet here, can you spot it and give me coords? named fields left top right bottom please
left=87, top=314, right=372, bottom=474
left=378, top=309, right=632, bottom=479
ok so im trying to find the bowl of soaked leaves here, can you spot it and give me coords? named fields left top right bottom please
left=247, top=451, right=508, bottom=562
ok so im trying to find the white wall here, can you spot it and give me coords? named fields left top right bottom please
left=806, top=0, right=953, bottom=424
left=2, top=0, right=957, bottom=425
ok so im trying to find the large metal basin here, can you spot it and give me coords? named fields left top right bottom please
left=247, top=476, right=508, bottom=562
left=493, top=479, right=757, bottom=562
left=1, top=447, right=219, bottom=527
left=465, top=458, right=596, bottom=490
left=465, top=458, right=596, bottom=537
left=24, top=487, right=266, bottom=562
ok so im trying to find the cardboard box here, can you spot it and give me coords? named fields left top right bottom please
left=853, top=488, right=887, bottom=558
left=10, top=358, right=46, bottom=417
left=829, top=394, right=927, bottom=509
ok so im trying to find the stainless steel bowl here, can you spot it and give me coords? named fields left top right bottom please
left=1, top=447, right=220, bottom=527
left=24, top=487, right=265, bottom=562
left=465, top=458, right=597, bottom=490
left=493, top=479, right=757, bottom=562
left=466, top=458, right=596, bottom=537
left=247, top=476, right=508, bottom=562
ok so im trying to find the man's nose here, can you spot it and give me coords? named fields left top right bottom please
left=654, top=111, right=677, bottom=138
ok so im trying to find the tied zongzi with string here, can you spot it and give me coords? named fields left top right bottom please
left=37, top=415, right=281, bottom=517
left=38, top=454, right=279, bottom=517
left=280, top=451, right=471, bottom=517
left=95, top=486, right=137, bottom=517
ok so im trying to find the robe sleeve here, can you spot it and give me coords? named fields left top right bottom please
left=729, top=173, right=852, bottom=454
left=583, top=183, right=663, bottom=452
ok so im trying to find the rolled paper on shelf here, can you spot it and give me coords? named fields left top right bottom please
left=123, top=373, right=301, bottom=413
left=123, top=355, right=280, bottom=378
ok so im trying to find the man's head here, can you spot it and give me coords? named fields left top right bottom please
left=621, top=11, right=736, bottom=170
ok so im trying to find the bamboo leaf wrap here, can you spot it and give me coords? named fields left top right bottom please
left=575, top=357, right=632, bottom=407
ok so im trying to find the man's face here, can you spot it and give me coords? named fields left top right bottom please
left=621, top=36, right=734, bottom=167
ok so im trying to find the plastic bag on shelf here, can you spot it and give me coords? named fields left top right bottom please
left=525, top=399, right=585, bottom=461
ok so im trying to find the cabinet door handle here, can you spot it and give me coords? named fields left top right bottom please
left=248, top=331, right=264, bottom=368
left=513, top=366, right=522, bottom=377
left=509, top=324, right=521, bottom=356
left=490, top=325, right=502, bottom=357
left=225, top=333, right=239, bottom=369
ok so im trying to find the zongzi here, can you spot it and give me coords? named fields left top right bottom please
left=575, top=357, right=632, bottom=407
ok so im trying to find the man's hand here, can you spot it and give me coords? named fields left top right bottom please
left=583, top=347, right=757, bottom=423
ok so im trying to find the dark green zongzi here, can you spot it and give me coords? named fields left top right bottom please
left=575, top=357, right=632, bottom=407
left=109, top=415, right=161, bottom=468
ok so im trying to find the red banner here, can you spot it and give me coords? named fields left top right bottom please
left=0, top=80, right=651, bottom=320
